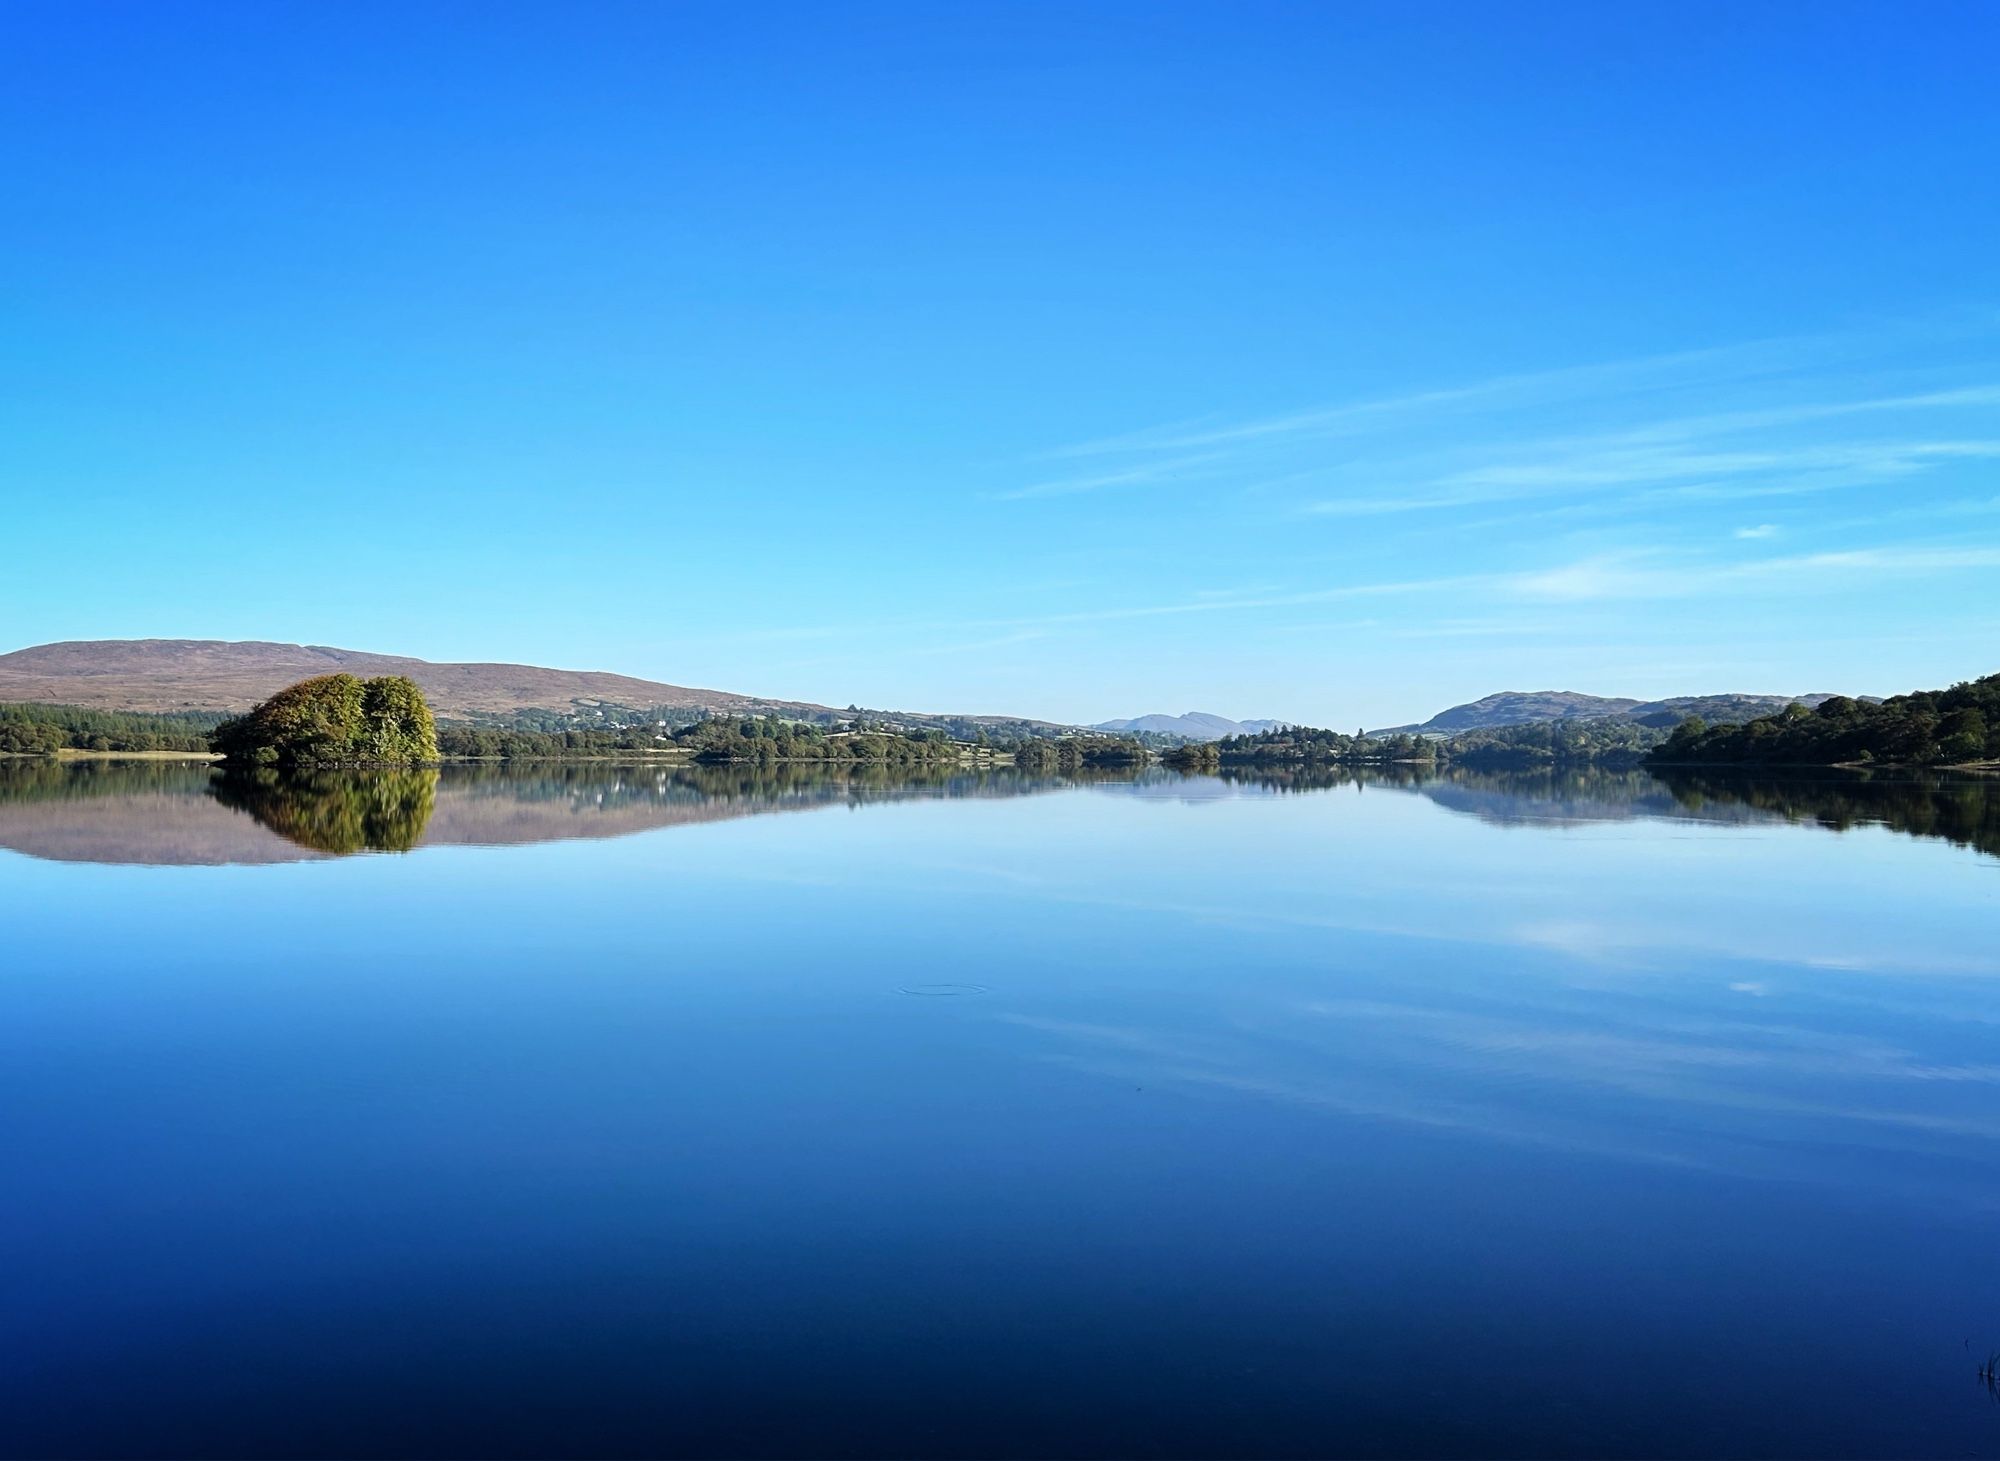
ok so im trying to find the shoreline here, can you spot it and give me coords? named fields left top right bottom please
left=1645, top=757, right=2000, bottom=772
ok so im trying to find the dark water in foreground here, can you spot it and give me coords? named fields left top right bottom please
left=2, top=760, right=1998, bottom=1459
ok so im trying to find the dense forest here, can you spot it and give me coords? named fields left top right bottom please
left=454, top=701, right=1073, bottom=745
left=1163, top=725, right=1437, bottom=772
left=435, top=724, right=671, bottom=758
left=1012, top=736, right=1149, bottom=772
left=438, top=716, right=967, bottom=764
left=1650, top=674, right=2000, bottom=767
left=672, top=717, right=964, bottom=765
left=433, top=714, right=1143, bottom=767
left=0, top=702, right=223, bottom=754
left=1437, top=718, right=1665, bottom=769
left=1186, top=719, right=1680, bottom=771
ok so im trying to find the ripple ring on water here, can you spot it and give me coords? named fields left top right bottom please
left=899, top=982, right=989, bottom=997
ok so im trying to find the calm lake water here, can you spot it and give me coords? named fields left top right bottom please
left=2, top=759, right=1998, bottom=1459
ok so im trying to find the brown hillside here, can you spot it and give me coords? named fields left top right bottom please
left=0, top=639, right=825, bottom=717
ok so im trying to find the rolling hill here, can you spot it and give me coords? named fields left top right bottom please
left=0, top=639, right=829, bottom=718
left=1369, top=689, right=1854, bottom=737
left=0, top=638, right=1083, bottom=734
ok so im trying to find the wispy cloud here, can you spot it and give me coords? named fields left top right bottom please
left=1042, top=330, right=1860, bottom=460
left=1300, top=436, right=2000, bottom=519
left=1507, top=545, right=2000, bottom=603
left=1012, top=323, right=2000, bottom=537
left=702, top=540, right=2000, bottom=666
left=731, top=325, right=2000, bottom=707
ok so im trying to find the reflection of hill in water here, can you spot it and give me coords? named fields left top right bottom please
left=1215, top=764, right=1688, bottom=823
left=1410, top=768, right=1713, bottom=827
left=0, top=760, right=317, bottom=866
left=0, top=761, right=1109, bottom=865
left=1218, top=763, right=2000, bottom=858
left=4, top=760, right=1994, bottom=865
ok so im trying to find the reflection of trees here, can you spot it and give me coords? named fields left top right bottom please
left=4, top=756, right=1993, bottom=863
left=1216, top=764, right=1440, bottom=794
left=0, top=758, right=214, bottom=803
left=1652, top=768, right=2000, bottom=861
left=434, top=759, right=1132, bottom=814
left=211, top=768, right=438, bottom=854
left=1419, top=765, right=1663, bottom=804
left=1218, top=763, right=1645, bottom=797
left=0, top=758, right=1126, bottom=860
left=1213, top=762, right=2000, bottom=860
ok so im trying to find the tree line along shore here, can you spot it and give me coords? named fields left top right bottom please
left=0, top=676, right=1153, bottom=770
left=3, top=670, right=1996, bottom=772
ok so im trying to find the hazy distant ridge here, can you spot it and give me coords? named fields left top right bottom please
left=1092, top=712, right=1288, bottom=740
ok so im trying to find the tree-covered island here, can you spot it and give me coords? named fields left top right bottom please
left=211, top=674, right=439, bottom=767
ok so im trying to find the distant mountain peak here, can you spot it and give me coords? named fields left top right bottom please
left=1091, top=712, right=1287, bottom=740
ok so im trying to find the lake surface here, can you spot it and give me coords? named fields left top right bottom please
left=3, top=759, right=1998, bottom=1458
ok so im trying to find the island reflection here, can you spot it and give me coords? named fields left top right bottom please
left=211, top=767, right=439, bottom=854
left=0, top=758, right=1994, bottom=865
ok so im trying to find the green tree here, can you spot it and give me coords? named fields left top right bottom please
left=1939, top=707, right=1988, bottom=763
left=360, top=676, right=439, bottom=763
left=213, top=674, right=439, bottom=767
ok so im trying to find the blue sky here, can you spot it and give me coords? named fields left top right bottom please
left=3, top=1, right=1996, bottom=727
